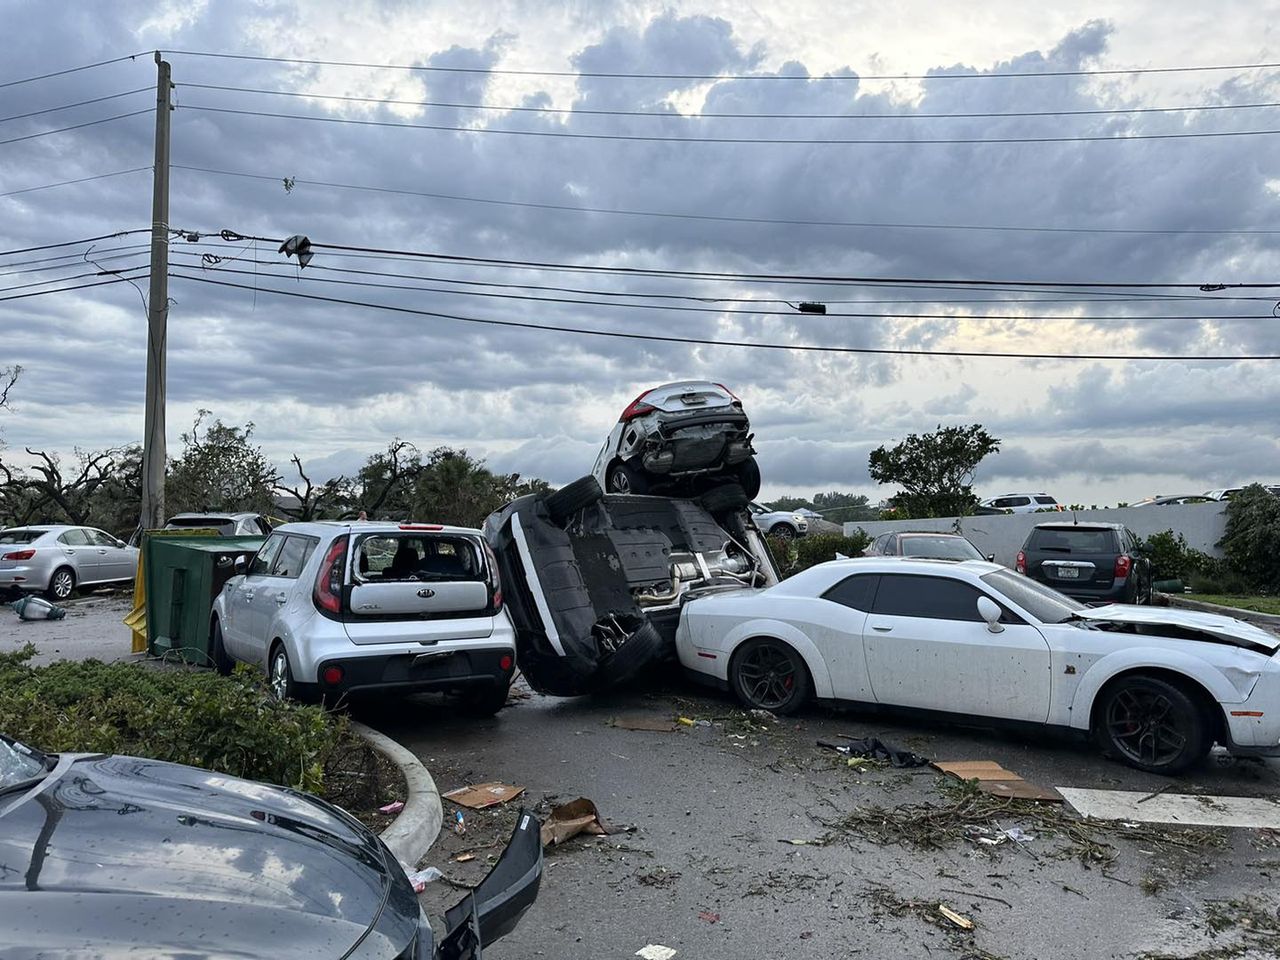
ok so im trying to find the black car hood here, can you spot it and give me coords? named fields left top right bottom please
left=0, top=753, right=405, bottom=959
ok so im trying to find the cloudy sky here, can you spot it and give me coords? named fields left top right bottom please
left=2, top=0, right=1278, bottom=507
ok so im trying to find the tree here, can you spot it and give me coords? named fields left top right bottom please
left=868, top=424, right=1001, bottom=519
left=166, top=410, right=278, bottom=516
left=274, top=455, right=352, bottom=521
left=1218, top=484, right=1280, bottom=591
left=0, top=445, right=138, bottom=533
left=812, top=491, right=878, bottom=524
left=409, top=447, right=549, bottom=528
left=352, top=439, right=422, bottom=519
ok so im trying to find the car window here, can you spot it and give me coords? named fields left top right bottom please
left=872, top=574, right=985, bottom=621
left=1034, top=496, right=1058, bottom=505
left=1010, top=497, right=1032, bottom=506
left=899, top=536, right=983, bottom=560
left=0, top=737, right=47, bottom=791
left=84, top=529, right=119, bottom=547
left=0, top=529, right=43, bottom=545
left=1027, top=527, right=1117, bottom=553
left=57, top=529, right=89, bottom=546
left=354, top=533, right=485, bottom=583
left=982, top=568, right=1085, bottom=624
left=823, top=574, right=878, bottom=611
left=270, top=535, right=317, bottom=579
left=249, top=533, right=287, bottom=576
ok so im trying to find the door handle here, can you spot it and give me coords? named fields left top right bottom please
left=274, top=592, right=288, bottom=604
left=97, top=549, right=108, bottom=554
left=872, top=625, right=893, bottom=632
left=243, top=592, right=255, bottom=602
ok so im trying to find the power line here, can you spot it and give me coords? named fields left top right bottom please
left=0, top=88, right=151, bottom=124
left=169, top=272, right=1280, bottom=361
left=0, top=110, right=151, bottom=147
left=178, top=102, right=1280, bottom=145
left=0, top=243, right=151, bottom=270
left=0, top=266, right=149, bottom=296
left=164, top=49, right=1280, bottom=82
left=182, top=258, right=1277, bottom=322
left=174, top=163, right=1280, bottom=238
left=209, top=229, right=1280, bottom=290
left=177, top=80, right=1280, bottom=121
left=0, top=275, right=145, bottom=303
left=0, top=230, right=149, bottom=258
left=0, top=53, right=149, bottom=90
left=0, top=250, right=150, bottom=278
left=0, top=167, right=151, bottom=199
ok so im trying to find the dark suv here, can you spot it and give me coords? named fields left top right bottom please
left=1016, top=521, right=1151, bottom=604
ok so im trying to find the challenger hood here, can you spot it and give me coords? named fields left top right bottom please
left=1076, top=604, right=1280, bottom=653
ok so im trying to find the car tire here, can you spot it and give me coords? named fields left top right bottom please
left=457, top=681, right=512, bottom=718
left=770, top=523, right=797, bottom=542
left=595, top=621, right=666, bottom=688
left=605, top=461, right=650, bottom=496
left=699, top=482, right=749, bottom=516
left=268, top=643, right=298, bottom=702
left=210, top=618, right=233, bottom=676
left=1093, top=675, right=1212, bottom=775
left=734, top=456, right=762, bottom=499
left=730, top=637, right=811, bottom=715
left=46, top=566, right=75, bottom=602
left=543, top=476, right=605, bottom=526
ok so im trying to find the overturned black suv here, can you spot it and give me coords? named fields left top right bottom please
left=484, top=476, right=778, bottom=696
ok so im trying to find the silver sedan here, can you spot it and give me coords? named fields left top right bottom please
left=0, top=525, right=139, bottom=601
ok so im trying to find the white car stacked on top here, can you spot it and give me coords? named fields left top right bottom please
left=676, top=557, right=1280, bottom=774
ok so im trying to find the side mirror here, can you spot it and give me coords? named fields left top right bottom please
left=986, top=553, right=996, bottom=563
left=977, top=596, right=1004, bottom=633
left=233, top=555, right=247, bottom=573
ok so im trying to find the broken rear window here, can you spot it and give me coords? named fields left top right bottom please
left=354, top=533, right=486, bottom=583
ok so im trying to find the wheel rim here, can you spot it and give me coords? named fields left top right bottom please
left=737, top=643, right=797, bottom=709
left=270, top=651, right=289, bottom=700
left=1105, top=688, right=1188, bottom=767
left=52, top=571, right=72, bottom=599
left=610, top=469, right=631, bottom=494
left=775, top=527, right=794, bottom=541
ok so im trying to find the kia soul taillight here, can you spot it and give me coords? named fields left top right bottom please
left=313, top=537, right=348, bottom=615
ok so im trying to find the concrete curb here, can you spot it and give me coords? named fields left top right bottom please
left=1159, top=593, right=1280, bottom=629
left=351, top=720, right=442, bottom=868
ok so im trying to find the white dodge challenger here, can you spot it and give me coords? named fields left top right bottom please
left=675, top=558, right=1280, bottom=774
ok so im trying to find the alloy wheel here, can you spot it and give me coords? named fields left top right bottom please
left=1105, top=687, right=1188, bottom=768
left=270, top=650, right=290, bottom=701
left=609, top=469, right=631, bottom=494
left=51, top=570, right=74, bottom=600
left=737, top=642, right=797, bottom=710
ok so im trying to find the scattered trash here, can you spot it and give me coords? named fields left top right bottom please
left=10, top=596, right=66, bottom=621
left=819, top=737, right=929, bottom=768
left=748, top=709, right=776, bottom=723
left=540, top=797, right=631, bottom=847
left=963, top=825, right=1006, bottom=846
left=444, top=782, right=526, bottom=809
left=454, top=853, right=476, bottom=863
left=938, top=905, right=974, bottom=930
left=611, top=714, right=679, bottom=732
left=453, top=810, right=466, bottom=835
left=405, top=867, right=444, bottom=893
left=799, top=931, right=813, bottom=940
left=378, top=800, right=405, bottom=815
left=636, top=946, right=678, bottom=960
left=677, top=717, right=695, bottom=727
left=697, top=911, right=720, bottom=923
left=1003, top=827, right=1036, bottom=843
left=932, top=760, right=1062, bottom=802
left=778, top=838, right=823, bottom=846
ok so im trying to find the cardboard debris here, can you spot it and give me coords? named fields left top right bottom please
left=540, top=797, right=625, bottom=847
left=1058, top=787, right=1280, bottom=829
left=938, top=905, right=974, bottom=930
left=932, top=760, right=1062, bottom=803
left=443, top=782, right=526, bottom=809
left=610, top=714, right=679, bottom=732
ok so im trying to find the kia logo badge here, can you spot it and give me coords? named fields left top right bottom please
left=416, top=588, right=436, bottom=599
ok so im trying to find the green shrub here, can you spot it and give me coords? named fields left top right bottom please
left=1187, top=556, right=1254, bottom=596
left=0, top=647, right=353, bottom=796
left=767, top=532, right=871, bottom=576
left=1141, top=530, right=1213, bottom=582
left=1218, top=485, right=1280, bottom=592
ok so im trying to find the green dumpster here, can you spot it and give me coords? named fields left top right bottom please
left=143, top=535, right=265, bottom=663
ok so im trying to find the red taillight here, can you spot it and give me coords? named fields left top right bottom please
left=1, top=550, right=35, bottom=561
left=499, top=654, right=513, bottom=672
left=1115, top=554, right=1132, bottom=578
left=620, top=391, right=656, bottom=422
left=1016, top=550, right=1027, bottom=574
left=492, top=589, right=503, bottom=611
left=714, top=382, right=740, bottom=402
left=313, top=538, right=348, bottom=615
left=322, top=665, right=344, bottom=686
left=483, top=541, right=503, bottom=612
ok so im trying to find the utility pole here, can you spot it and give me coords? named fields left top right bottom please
left=140, top=53, right=172, bottom=532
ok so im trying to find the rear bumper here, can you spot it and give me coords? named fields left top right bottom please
left=0, top=564, right=48, bottom=589
left=316, top=645, right=516, bottom=696
left=1033, top=574, right=1131, bottom=603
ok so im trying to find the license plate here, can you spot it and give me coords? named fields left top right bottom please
left=1057, top=567, right=1080, bottom=579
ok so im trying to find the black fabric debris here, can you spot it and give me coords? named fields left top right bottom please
left=817, top=737, right=930, bottom=768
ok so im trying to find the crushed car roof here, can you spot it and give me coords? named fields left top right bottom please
left=1077, top=604, right=1279, bottom=652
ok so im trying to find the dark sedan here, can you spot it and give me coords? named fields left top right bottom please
left=0, top=735, right=541, bottom=959
left=1016, top=521, right=1152, bottom=604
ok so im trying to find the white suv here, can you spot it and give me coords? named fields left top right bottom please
left=749, top=503, right=809, bottom=540
left=210, top=521, right=516, bottom=714
left=978, top=492, right=1062, bottom=514
left=590, top=381, right=759, bottom=498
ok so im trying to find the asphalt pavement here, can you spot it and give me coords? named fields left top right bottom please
left=359, top=676, right=1280, bottom=960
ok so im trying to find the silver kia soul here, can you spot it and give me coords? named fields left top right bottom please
left=209, top=521, right=516, bottom=713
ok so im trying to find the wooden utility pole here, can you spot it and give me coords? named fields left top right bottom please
left=140, top=53, right=172, bottom=532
